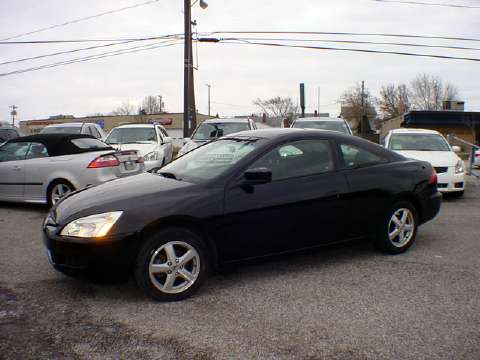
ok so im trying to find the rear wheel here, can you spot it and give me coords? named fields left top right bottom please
left=47, top=180, right=74, bottom=207
left=134, top=228, right=210, bottom=301
left=376, top=201, right=418, bottom=254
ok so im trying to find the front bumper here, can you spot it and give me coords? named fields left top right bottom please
left=436, top=169, right=465, bottom=193
left=43, top=228, right=139, bottom=271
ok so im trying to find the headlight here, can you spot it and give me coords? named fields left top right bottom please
left=144, top=151, right=159, bottom=161
left=60, top=211, right=123, bottom=238
left=455, top=160, right=464, bottom=174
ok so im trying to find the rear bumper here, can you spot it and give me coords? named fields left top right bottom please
left=420, top=191, right=442, bottom=225
left=43, top=230, right=139, bottom=270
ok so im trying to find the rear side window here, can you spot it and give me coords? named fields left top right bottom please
left=250, top=139, right=334, bottom=181
left=340, top=143, right=388, bottom=168
left=26, top=142, right=49, bottom=159
left=71, top=138, right=111, bottom=150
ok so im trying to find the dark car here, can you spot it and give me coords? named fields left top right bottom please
left=43, top=129, right=441, bottom=301
left=0, top=123, right=24, bottom=144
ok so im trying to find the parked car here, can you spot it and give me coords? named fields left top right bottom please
left=384, top=129, right=466, bottom=196
left=178, top=118, right=257, bottom=157
left=43, top=129, right=441, bottom=301
left=104, top=124, right=174, bottom=172
left=0, top=123, right=24, bottom=144
left=40, top=122, right=106, bottom=139
left=291, top=117, right=353, bottom=135
left=0, top=134, right=144, bottom=206
left=474, top=148, right=480, bottom=167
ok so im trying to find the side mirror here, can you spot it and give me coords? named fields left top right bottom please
left=452, top=145, right=461, bottom=153
left=243, top=167, right=272, bottom=186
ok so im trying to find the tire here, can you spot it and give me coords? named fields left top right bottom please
left=134, top=227, right=210, bottom=301
left=375, top=201, right=418, bottom=254
left=47, top=180, right=75, bottom=207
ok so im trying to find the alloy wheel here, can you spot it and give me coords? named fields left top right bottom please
left=388, top=208, right=415, bottom=248
left=51, top=183, right=72, bottom=205
left=148, top=241, right=200, bottom=294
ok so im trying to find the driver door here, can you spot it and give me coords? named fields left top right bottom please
left=0, top=142, right=30, bottom=200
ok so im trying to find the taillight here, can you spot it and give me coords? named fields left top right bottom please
left=87, top=155, right=119, bottom=168
left=429, top=168, right=438, bottom=186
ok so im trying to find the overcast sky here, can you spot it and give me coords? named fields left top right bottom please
left=1, top=0, right=479, bottom=123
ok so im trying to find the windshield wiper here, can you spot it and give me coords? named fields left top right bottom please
left=157, top=172, right=183, bottom=181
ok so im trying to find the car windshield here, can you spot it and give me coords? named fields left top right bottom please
left=159, top=138, right=259, bottom=183
left=388, top=134, right=451, bottom=151
left=293, top=120, right=350, bottom=134
left=192, top=122, right=250, bottom=141
left=40, top=126, right=82, bottom=134
left=105, top=128, right=157, bottom=144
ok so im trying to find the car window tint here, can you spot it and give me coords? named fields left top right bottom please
left=251, top=139, right=334, bottom=181
left=71, top=138, right=111, bottom=150
left=340, top=144, right=387, bottom=168
left=0, top=142, right=30, bottom=162
left=26, top=142, right=49, bottom=159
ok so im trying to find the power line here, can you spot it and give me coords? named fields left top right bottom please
left=0, top=35, right=182, bottom=45
left=0, top=34, right=183, bottom=66
left=209, top=39, right=480, bottom=62
left=0, top=40, right=183, bottom=77
left=205, top=31, right=480, bottom=43
left=0, top=0, right=163, bottom=41
left=222, top=37, right=480, bottom=51
left=373, top=0, right=480, bottom=8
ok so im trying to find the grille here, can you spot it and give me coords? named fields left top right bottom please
left=434, top=167, right=448, bottom=174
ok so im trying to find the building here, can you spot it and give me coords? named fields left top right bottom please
left=379, top=110, right=480, bottom=145
left=19, top=112, right=211, bottom=139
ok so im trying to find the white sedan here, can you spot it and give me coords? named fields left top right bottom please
left=384, top=129, right=466, bottom=196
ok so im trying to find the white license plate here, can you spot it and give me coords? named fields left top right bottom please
left=124, top=161, right=135, bottom=171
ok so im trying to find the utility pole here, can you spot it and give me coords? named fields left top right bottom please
left=9, top=105, right=18, bottom=126
left=205, top=84, right=211, bottom=117
left=183, top=0, right=208, bottom=138
left=300, top=83, right=305, bottom=118
left=317, top=87, right=320, bottom=114
left=361, top=80, right=365, bottom=116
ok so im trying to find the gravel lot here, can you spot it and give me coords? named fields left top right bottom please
left=1, top=180, right=479, bottom=360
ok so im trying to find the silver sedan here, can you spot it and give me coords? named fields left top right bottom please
left=0, top=134, right=145, bottom=206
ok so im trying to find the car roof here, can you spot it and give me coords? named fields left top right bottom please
left=224, top=128, right=352, bottom=141
left=43, top=122, right=88, bottom=128
left=7, top=133, right=110, bottom=156
left=114, top=124, right=157, bottom=129
left=203, top=118, right=251, bottom=124
left=295, top=117, right=346, bottom=122
left=389, top=128, right=441, bottom=135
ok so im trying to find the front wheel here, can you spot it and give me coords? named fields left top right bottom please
left=376, top=201, right=418, bottom=254
left=134, top=228, right=210, bottom=301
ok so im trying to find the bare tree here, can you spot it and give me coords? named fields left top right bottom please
left=111, top=100, right=135, bottom=116
left=378, top=83, right=410, bottom=120
left=253, top=96, right=298, bottom=123
left=138, top=96, right=164, bottom=115
left=410, top=73, right=458, bottom=110
left=339, top=83, right=377, bottom=131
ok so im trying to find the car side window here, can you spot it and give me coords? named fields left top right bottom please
left=250, top=139, right=334, bottom=181
left=91, top=126, right=101, bottom=139
left=340, top=143, right=387, bottom=168
left=26, top=142, right=49, bottom=159
left=0, top=142, right=30, bottom=162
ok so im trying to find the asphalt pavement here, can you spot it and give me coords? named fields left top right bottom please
left=0, top=181, right=479, bottom=360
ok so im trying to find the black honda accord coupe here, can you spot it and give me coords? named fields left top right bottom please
left=43, top=129, right=441, bottom=301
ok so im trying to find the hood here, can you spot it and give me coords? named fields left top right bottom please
left=180, top=139, right=209, bottom=153
left=111, top=143, right=157, bottom=156
left=395, top=150, right=460, bottom=167
left=54, top=173, right=193, bottom=225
